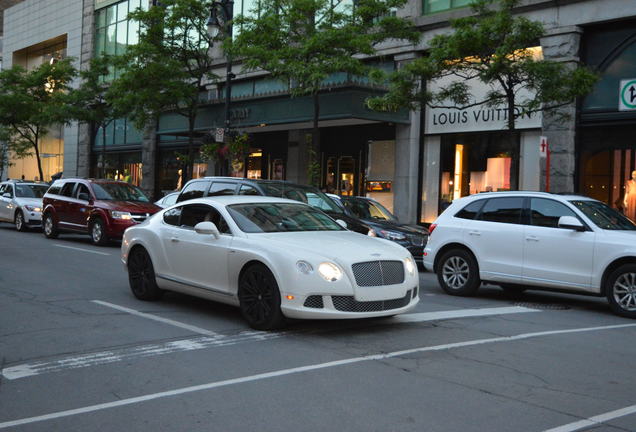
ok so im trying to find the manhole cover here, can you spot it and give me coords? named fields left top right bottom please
left=514, top=302, right=571, bottom=310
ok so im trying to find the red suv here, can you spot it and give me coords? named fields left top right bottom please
left=42, top=178, right=161, bottom=245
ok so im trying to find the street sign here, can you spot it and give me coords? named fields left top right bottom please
left=215, top=128, right=225, bottom=143
left=619, top=79, right=636, bottom=111
left=539, top=136, right=548, bottom=159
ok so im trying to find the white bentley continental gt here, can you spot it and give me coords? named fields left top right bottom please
left=121, top=196, right=419, bottom=330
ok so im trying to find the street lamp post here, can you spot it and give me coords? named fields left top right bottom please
left=208, top=0, right=235, bottom=176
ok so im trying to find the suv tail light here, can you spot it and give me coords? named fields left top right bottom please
left=428, top=223, right=437, bottom=235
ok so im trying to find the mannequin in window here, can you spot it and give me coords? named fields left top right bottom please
left=624, top=170, right=636, bottom=221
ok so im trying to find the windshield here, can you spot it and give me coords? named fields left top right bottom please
left=92, top=183, right=149, bottom=202
left=343, top=198, right=396, bottom=221
left=258, top=183, right=343, bottom=214
left=15, top=184, right=49, bottom=198
left=227, top=203, right=345, bottom=233
left=570, top=200, right=636, bottom=231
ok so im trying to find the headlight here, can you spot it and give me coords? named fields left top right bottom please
left=296, top=260, right=314, bottom=275
left=378, top=229, right=406, bottom=241
left=111, top=210, right=133, bottom=220
left=24, top=205, right=41, bottom=212
left=404, top=257, right=415, bottom=275
left=318, top=262, right=342, bottom=282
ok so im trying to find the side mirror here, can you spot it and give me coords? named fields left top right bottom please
left=558, top=215, right=585, bottom=231
left=194, top=221, right=220, bottom=239
left=336, top=219, right=347, bottom=229
left=2, top=193, right=10, bottom=199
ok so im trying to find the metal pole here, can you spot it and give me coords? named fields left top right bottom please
left=222, top=0, right=234, bottom=176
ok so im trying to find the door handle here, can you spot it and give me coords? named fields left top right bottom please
left=468, top=231, right=481, bottom=236
left=525, top=236, right=539, bottom=242
left=170, top=237, right=180, bottom=243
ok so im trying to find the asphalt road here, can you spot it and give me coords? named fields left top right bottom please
left=1, top=224, right=635, bottom=432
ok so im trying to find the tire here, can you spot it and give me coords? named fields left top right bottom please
left=14, top=210, right=27, bottom=232
left=43, top=213, right=58, bottom=239
left=500, top=283, right=527, bottom=296
left=437, top=248, right=480, bottom=296
left=605, top=264, right=636, bottom=319
left=90, top=217, right=108, bottom=246
left=238, top=264, right=285, bottom=330
left=127, top=247, right=163, bottom=301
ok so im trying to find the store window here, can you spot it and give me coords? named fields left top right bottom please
left=439, top=133, right=519, bottom=212
left=158, top=149, right=208, bottom=194
left=423, top=0, right=471, bottom=15
left=92, top=151, right=142, bottom=186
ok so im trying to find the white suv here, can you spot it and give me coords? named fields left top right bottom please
left=423, top=192, right=636, bottom=318
left=0, top=181, right=49, bottom=231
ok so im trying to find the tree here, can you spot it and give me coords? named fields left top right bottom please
left=69, top=55, right=126, bottom=178
left=0, top=58, right=77, bottom=182
left=367, top=0, right=598, bottom=130
left=231, top=0, right=418, bottom=185
left=109, top=0, right=219, bottom=183
left=0, top=127, right=13, bottom=180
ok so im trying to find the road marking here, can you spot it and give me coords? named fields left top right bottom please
left=394, top=306, right=537, bottom=322
left=92, top=300, right=221, bottom=337
left=1, top=306, right=538, bottom=380
left=1, top=323, right=635, bottom=429
left=53, top=244, right=111, bottom=256
left=543, top=404, right=636, bottom=432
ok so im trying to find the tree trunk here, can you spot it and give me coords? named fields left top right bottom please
left=184, top=115, right=196, bottom=183
left=33, top=132, right=44, bottom=182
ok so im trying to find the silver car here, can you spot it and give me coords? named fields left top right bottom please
left=0, top=181, right=49, bottom=231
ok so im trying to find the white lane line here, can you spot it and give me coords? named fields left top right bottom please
left=1, top=306, right=538, bottom=380
left=53, top=244, right=111, bottom=256
left=1, top=323, right=635, bottom=430
left=395, top=306, right=537, bottom=322
left=92, top=300, right=221, bottom=338
left=543, top=404, right=636, bottom=432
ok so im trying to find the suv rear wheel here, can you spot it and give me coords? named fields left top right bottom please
left=90, top=217, right=108, bottom=246
left=43, top=213, right=58, bottom=239
left=437, top=248, right=480, bottom=296
left=606, top=264, right=636, bottom=319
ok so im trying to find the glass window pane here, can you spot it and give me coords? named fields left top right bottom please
left=116, top=20, right=128, bottom=53
left=114, top=118, right=126, bottom=145
left=125, top=120, right=142, bottom=144
left=530, top=198, right=577, bottom=228
left=96, top=9, right=106, bottom=28
left=105, top=5, right=117, bottom=25
left=480, top=197, right=523, bottom=224
left=208, top=182, right=237, bottom=196
left=455, top=199, right=485, bottom=220
left=94, top=30, right=106, bottom=56
left=117, top=2, right=129, bottom=21
left=426, top=0, right=451, bottom=13
left=105, top=24, right=117, bottom=55
left=129, top=0, right=142, bottom=11
left=451, top=0, right=471, bottom=7
left=127, top=19, right=140, bottom=45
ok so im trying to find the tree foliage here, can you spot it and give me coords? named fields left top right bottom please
left=367, top=0, right=599, bottom=130
left=0, top=58, right=77, bottom=181
left=109, top=0, right=219, bottom=181
left=231, top=0, right=418, bottom=184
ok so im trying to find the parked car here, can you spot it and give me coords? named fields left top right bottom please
left=122, top=196, right=419, bottom=330
left=42, top=178, right=161, bottom=245
left=0, top=180, right=49, bottom=231
left=175, top=177, right=371, bottom=234
left=328, top=194, right=428, bottom=267
left=423, top=191, right=636, bottom=318
left=155, top=191, right=180, bottom=208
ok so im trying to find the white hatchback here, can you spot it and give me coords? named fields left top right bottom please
left=122, top=196, right=419, bottom=330
left=424, top=192, right=636, bottom=318
left=0, top=181, right=49, bottom=231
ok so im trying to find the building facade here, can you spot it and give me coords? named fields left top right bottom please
left=3, top=0, right=636, bottom=225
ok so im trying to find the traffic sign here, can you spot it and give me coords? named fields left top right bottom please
left=619, top=79, right=636, bottom=111
left=215, top=127, right=224, bottom=142
left=539, top=136, right=548, bottom=159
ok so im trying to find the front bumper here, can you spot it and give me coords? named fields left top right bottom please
left=23, top=211, right=42, bottom=226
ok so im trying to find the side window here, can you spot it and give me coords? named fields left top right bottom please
left=164, top=193, right=178, bottom=207
left=163, top=207, right=182, bottom=226
left=179, top=204, right=231, bottom=234
left=60, top=182, right=76, bottom=198
left=479, top=197, right=523, bottom=224
left=530, top=198, right=578, bottom=228
left=238, top=185, right=260, bottom=196
left=47, top=181, right=63, bottom=195
left=75, top=184, right=91, bottom=201
left=0, top=185, right=5, bottom=195
left=6, top=185, right=14, bottom=197
left=208, top=182, right=237, bottom=196
left=455, top=199, right=485, bottom=220
left=177, top=181, right=209, bottom=202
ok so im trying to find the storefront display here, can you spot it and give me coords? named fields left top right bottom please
left=92, top=151, right=142, bottom=186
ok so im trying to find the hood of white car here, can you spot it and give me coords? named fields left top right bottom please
left=15, top=197, right=43, bottom=208
left=254, top=230, right=408, bottom=263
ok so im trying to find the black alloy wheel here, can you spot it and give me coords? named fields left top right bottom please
left=90, top=217, right=108, bottom=246
left=15, top=210, right=26, bottom=232
left=606, top=264, right=636, bottom=319
left=43, top=213, right=58, bottom=239
left=128, top=247, right=163, bottom=301
left=238, top=264, right=285, bottom=330
left=437, top=248, right=480, bottom=296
